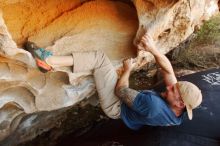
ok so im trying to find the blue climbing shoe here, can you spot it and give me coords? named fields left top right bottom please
left=24, top=41, right=53, bottom=73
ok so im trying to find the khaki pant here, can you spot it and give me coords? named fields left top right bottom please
left=72, top=51, right=121, bottom=119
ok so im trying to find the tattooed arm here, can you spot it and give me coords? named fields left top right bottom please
left=115, top=86, right=139, bottom=107
left=115, top=59, right=139, bottom=107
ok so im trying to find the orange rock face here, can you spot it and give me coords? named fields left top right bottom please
left=1, top=0, right=82, bottom=46
left=0, top=0, right=219, bottom=145
left=1, top=0, right=138, bottom=61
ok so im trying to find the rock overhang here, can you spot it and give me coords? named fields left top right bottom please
left=0, top=0, right=219, bottom=145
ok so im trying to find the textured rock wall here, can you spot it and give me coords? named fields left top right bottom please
left=0, top=1, right=138, bottom=145
left=1, top=0, right=138, bottom=60
left=0, top=0, right=83, bottom=46
left=0, top=0, right=219, bottom=145
left=133, top=0, right=219, bottom=65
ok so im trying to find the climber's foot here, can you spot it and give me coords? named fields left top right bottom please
left=24, top=41, right=53, bottom=73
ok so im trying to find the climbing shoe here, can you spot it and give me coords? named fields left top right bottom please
left=24, top=41, right=53, bottom=73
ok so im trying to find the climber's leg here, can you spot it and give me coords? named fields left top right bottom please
left=72, top=51, right=121, bottom=119
left=24, top=42, right=121, bottom=119
left=45, top=56, right=73, bottom=68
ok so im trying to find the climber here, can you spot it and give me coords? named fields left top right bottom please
left=24, top=33, right=202, bottom=130
left=115, top=34, right=202, bottom=129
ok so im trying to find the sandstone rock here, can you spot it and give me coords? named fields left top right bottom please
left=0, top=0, right=83, bottom=46
left=133, top=0, right=219, bottom=65
left=0, top=1, right=138, bottom=144
left=0, top=0, right=219, bottom=145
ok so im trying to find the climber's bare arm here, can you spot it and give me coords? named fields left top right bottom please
left=138, top=34, right=177, bottom=86
left=115, top=59, right=139, bottom=107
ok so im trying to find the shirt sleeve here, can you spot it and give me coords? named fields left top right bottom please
left=131, top=92, right=158, bottom=116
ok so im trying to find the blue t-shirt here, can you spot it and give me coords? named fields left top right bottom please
left=120, top=90, right=183, bottom=130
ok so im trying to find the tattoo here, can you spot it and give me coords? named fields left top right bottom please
left=115, top=86, right=139, bottom=107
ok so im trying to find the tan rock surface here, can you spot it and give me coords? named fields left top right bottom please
left=133, top=0, right=219, bottom=65
left=0, top=0, right=219, bottom=145
left=0, top=0, right=83, bottom=46
left=0, top=1, right=138, bottom=144
left=30, top=1, right=138, bottom=60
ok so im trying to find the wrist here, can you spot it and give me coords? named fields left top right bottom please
left=149, top=47, right=160, bottom=55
